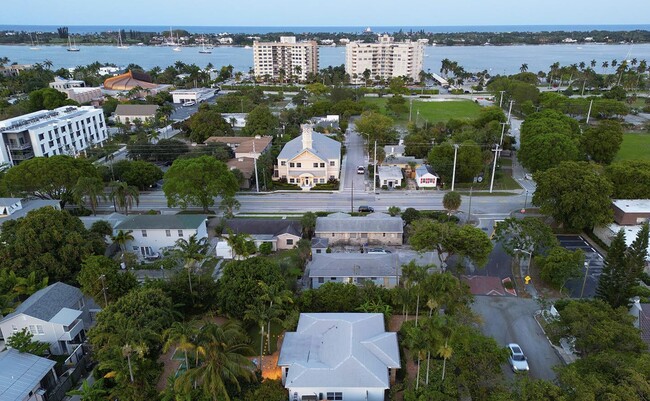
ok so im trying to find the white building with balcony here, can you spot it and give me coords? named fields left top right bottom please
left=0, top=282, right=94, bottom=356
left=345, top=35, right=424, bottom=84
left=0, top=106, right=108, bottom=165
left=253, top=36, right=319, bottom=82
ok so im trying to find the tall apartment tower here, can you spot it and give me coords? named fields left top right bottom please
left=0, top=106, right=108, bottom=165
left=345, top=35, right=425, bottom=84
left=253, top=36, right=319, bottom=82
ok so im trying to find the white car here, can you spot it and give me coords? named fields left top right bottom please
left=357, top=166, right=365, bottom=174
left=182, top=101, right=196, bottom=107
left=507, top=343, right=529, bottom=372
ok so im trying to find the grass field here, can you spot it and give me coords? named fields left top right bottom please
left=362, top=97, right=482, bottom=125
left=615, top=133, right=650, bottom=161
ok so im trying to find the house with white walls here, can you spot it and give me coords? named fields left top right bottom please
left=275, top=124, right=341, bottom=190
left=0, top=282, right=94, bottom=356
left=415, top=165, right=439, bottom=188
left=314, top=212, right=403, bottom=246
left=309, top=253, right=402, bottom=289
left=113, top=214, right=208, bottom=260
left=278, top=313, right=400, bottom=401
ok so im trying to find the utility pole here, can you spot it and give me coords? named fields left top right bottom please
left=580, top=261, right=590, bottom=298
left=409, top=98, right=413, bottom=122
left=507, top=100, right=514, bottom=124
left=451, top=144, right=459, bottom=191
left=373, top=140, right=377, bottom=193
left=99, top=274, right=108, bottom=307
left=468, top=186, right=473, bottom=224
left=586, top=99, right=594, bottom=124
left=499, top=90, right=505, bottom=107
left=499, top=122, right=507, bottom=148
left=351, top=180, right=354, bottom=213
left=489, top=144, right=501, bottom=193
left=253, top=141, right=260, bottom=192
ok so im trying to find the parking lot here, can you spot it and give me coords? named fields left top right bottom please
left=557, top=235, right=604, bottom=298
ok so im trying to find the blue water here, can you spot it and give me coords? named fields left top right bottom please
left=1, top=43, right=649, bottom=76
left=2, top=24, right=650, bottom=35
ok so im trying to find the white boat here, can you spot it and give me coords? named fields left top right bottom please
left=67, top=36, right=80, bottom=52
left=117, top=30, right=129, bottom=49
left=244, top=45, right=252, bottom=49
left=199, top=35, right=211, bottom=54
left=29, top=33, right=40, bottom=50
left=364, top=27, right=372, bottom=33
left=172, top=33, right=182, bottom=51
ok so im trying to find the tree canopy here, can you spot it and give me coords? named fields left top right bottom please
left=242, top=105, right=278, bottom=137
left=354, top=111, right=398, bottom=145
left=493, top=217, right=559, bottom=256
left=605, top=160, right=650, bottom=199
left=581, top=120, right=623, bottom=165
left=427, top=141, right=484, bottom=184
left=186, top=104, right=234, bottom=143
left=77, top=255, right=137, bottom=306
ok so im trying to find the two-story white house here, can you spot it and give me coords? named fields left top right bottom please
left=275, top=124, right=341, bottom=190
left=113, top=214, right=209, bottom=260
left=278, top=313, right=400, bottom=401
left=0, top=282, right=94, bottom=356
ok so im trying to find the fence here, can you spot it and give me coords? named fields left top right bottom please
left=47, top=353, right=91, bottom=401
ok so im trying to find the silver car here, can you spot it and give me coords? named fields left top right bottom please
left=507, top=343, right=529, bottom=372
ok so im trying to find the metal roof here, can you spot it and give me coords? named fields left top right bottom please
left=309, top=253, right=400, bottom=277
left=1, top=282, right=82, bottom=323
left=315, top=213, right=403, bottom=234
left=278, top=313, right=400, bottom=389
left=0, top=349, right=56, bottom=401
left=114, top=214, right=207, bottom=230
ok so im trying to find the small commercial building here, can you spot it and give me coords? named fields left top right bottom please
left=612, top=199, right=650, bottom=225
left=114, top=104, right=159, bottom=125
left=170, top=88, right=216, bottom=104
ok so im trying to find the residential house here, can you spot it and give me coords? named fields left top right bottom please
left=311, top=237, right=329, bottom=256
left=221, top=218, right=302, bottom=251
left=0, top=282, right=93, bottom=356
left=415, top=165, right=439, bottom=188
left=0, top=349, right=58, bottom=401
left=0, top=198, right=61, bottom=228
left=309, top=253, right=401, bottom=289
left=383, top=141, right=405, bottom=158
left=377, top=166, right=403, bottom=188
left=113, top=214, right=208, bottom=260
left=382, top=155, right=423, bottom=178
left=275, top=124, right=341, bottom=190
left=205, top=136, right=273, bottom=189
left=310, top=115, right=340, bottom=133
left=315, top=212, right=403, bottom=246
left=0, top=64, right=32, bottom=78
left=113, top=104, right=159, bottom=125
left=278, top=313, right=400, bottom=401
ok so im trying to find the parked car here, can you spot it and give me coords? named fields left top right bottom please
left=182, top=100, right=196, bottom=107
left=367, top=248, right=392, bottom=254
left=524, top=173, right=533, bottom=180
left=507, top=343, right=529, bottom=372
left=358, top=206, right=374, bottom=213
left=357, top=166, right=365, bottom=174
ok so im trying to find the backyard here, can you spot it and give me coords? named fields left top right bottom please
left=615, top=132, right=650, bottom=161
left=362, top=97, right=483, bottom=125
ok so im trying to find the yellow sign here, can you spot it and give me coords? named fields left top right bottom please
left=524, top=276, right=531, bottom=284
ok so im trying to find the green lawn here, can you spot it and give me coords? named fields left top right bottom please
left=615, top=133, right=650, bottom=161
left=362, top=97, right=482, bottom=125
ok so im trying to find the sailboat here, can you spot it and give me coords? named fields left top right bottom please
left=172, top=34, right=182, bottom=52
left=67, top=35, right=80, bottom=52
left=116, top=30, right=129, bottom=49
left=199, top=35, right=211, bottom=54
left=29, top=33, right=40, bottom=50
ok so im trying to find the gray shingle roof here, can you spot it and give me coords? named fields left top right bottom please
left=416, top=165, right=438, bottom=176
left=1, top=282, right=81, bottom=323
left=114, top=215, right=207, bottom=230
left=0, top=349, right=56, bottom=401
left=277, top=130, right=341, bottom=161
left=223, top=218, right=302, bottom=237
left=311, top=237, right=329, bottom=248
left=315, top=213, right=403, bottom=234
left=378, top=166, right=403, bottom=180
left=309, top=254, right=400, bottom=277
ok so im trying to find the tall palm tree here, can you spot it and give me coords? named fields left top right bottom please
left=244, top=301, right=271, bottom=371
left=590, top=59, right=597, bottom=69
left=602, top=61, right=609, bottom=74
left=109, top=181, right=139, bottom=215
left=13, top=272, right=48, bottom=299
left=519, top=63, right=528, bottom=73
left=112, top=230, right=134, bottom=253
left=175, top=321, right=255, bottom=401
left=258, top=282, right=293, bottom=351
left=66, top=378, right=108, bottom=400
left=173, top=234, right=210, bottom=295
left=224, top=229, right=256, bottom=260
left=401, top=261, right=429, bottom=326
left=403, top=323, right=426, bottom=390
left=163, top=321, right=198, bottom=372
left=121, top=343, right=147, bottom=383
left=74, top=176, right=106, bottom=216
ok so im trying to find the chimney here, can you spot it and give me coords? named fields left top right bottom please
left=301, top=124, right=313, bottom=149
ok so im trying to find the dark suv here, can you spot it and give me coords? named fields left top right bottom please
left=358, top=206, right=374, bottom=213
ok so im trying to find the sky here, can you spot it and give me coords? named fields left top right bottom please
left=2, top=0, right=650, bottom=27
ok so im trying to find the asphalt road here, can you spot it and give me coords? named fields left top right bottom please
left=557, top=234, right=604, bottom=298
left=342, top=126, right=369, bottom=193
left=472, top=296, right=561, bottom=381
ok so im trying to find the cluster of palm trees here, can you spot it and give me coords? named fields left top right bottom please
left=0, top=270, right=49, bottom=314
left=72, top=176, right=139, bottom=216
left=163, top=320, right=256, bottom=400
left=547, top=58, right=648, bottom=91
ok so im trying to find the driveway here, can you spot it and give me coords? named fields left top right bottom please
left=343, top=126, right=369, bottom=192
left=471, top=296, right=561, bottom=380
left=557, top=235, right=604, bottom=298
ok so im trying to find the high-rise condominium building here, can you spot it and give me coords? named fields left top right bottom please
left=253, top=36, right=319, bottom=82
left=346, top=35, right=424, bottom=84
left=0, top=106, right=108, bottom=165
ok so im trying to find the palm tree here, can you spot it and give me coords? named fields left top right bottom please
left=602, top=61, right=609, bottom=73
left=112, top=230, right=134, bottom=253
left=224, top=229, right=256, bottom=260
left=74, top=176, right=106, bottom=216
left=590, top=59, right=597, bottom=69
left=519, top=63, right=528, bottom=73
left=219, top=196, right=240, bottom=218
left=67, top=379, right=108, bottom=400
left=163, top=321, right=198, bottom=372
left=109, top=181, right=139, bottom=215
left=258, top=282, right=293, bottom=351
left=173, top=234, right=211, bottom=295
left=403, top=323, right=426, bottom=390
left=121, top=343, right=147, bottom=383
left=244, top=301, right=271, bottom=371
left=401, top=261, right=429, bottom=326
left=438, top=338, right=453, bottom=381
left=13, top=272, right=48, bottom=299
left=175, top=321, right=255, bottom=401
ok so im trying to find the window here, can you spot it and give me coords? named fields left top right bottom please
left=36, top=325, right=44, bottom=335
left=313, top=163, right=319, bottom=168
left=289, top=178, right=295, bottom=183
left=383, top=233, right=386, bottom=237
left=318, top=277, right=324, bottom=283
left=296, top=162, right=302, bottom=167
left=286, top=239, right=294, bottom=245
left=320, top=163, right=325, bottom=168
left=178, top=230, right=184, bottom=237
left=327, top=392, right=343, bottom=400
left=329, top=175, right=335, bottom=180
left=330, top=277, right=337, bottom=281
left=141, top=230, right=147, bottom=237
left=166, top=230, right=171, bottom=237
left=316, top=249, right=322, bottom=254
left=329, top=161, right=335, bottom=166
left=11, top=325, right=18, bottom=332
left=281, top=161, right=286, bottom=166
left=289, top=162, right=295, bottom=167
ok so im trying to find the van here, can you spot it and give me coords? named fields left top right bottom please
left=358, top=206, right=374, bottom=213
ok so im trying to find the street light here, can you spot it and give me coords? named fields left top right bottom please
left=522, top=190, right=529, bottom=213
left=580, top=260, right=590, bottom=298
left=513, top=248, right=533, bottom=279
